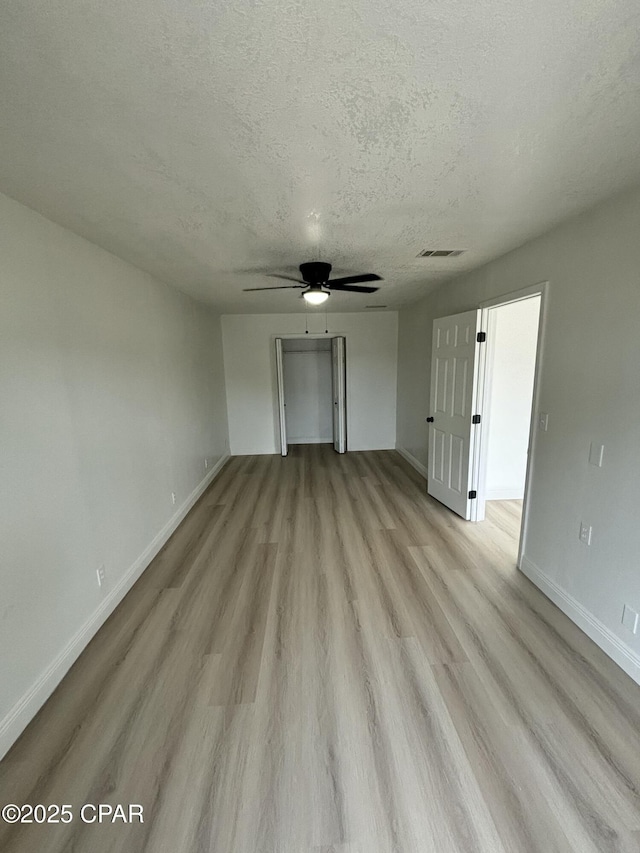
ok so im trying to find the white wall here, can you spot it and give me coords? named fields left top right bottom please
left=396, top=185, right=640, bottom=683
left=485, top=297, right=540, bottom=500
left=222, top=312, right=398, bottom=454
left=394, top=298, right=433, bottom=475
left=0, top=192, right=229, bottom=758
left=283, top=350, right=333, bottom=444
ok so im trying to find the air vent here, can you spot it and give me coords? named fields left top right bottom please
left=417, top=249, right=465, bottom=258
left=366, top=304, right=388, bottom=309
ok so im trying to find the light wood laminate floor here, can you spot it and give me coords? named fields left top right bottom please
left=1, top=447, right=640, bottom=852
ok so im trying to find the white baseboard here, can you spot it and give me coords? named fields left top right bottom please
left=395, top=446, right=429, bottom=480
left=0, top=454, right=230, bottom=761
left=520, top=556, right=640, bottom=686
left=486, top=488, right=525, bottom=501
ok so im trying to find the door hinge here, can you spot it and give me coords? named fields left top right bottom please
left=468, top=490, right=477, bottom=499
left=477, top=332, right=486, bottom=342
left=472, top=414, right=481, bottom=424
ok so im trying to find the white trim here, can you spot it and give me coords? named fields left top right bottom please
left=517, top=283, right=549, bottom=566
left=331, top=335, right=347, bottom=454
left=469, top=309, right=489, bottom=522
left=289, top=436, right=334, bottom=444
left=479, top=281, right=547, bottom=309
left=486, top=489, right=525, bottom=501
left=396, top=445, right=429, bottom=480
left=520, top=556, right=640, bottom=686
left=273, top=332, right=336, bottom=339
left=274, top=338, right=288, bottom=456
left=0, top=454, right=230, bottom=761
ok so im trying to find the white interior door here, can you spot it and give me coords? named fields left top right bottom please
left=274, top=338, right=288, bottom=456
left=331, top=336, right=347, bottom=453
left=427, top=310, right=481, bottom=519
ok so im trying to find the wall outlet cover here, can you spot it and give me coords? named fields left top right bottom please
left=589, top=442, right=605, bottom=467
left=538, top=412, right=549, bottom=432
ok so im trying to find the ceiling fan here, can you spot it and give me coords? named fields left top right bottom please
left=243, top=261, right=382, bottom=305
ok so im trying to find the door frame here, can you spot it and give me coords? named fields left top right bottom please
left=274, top=338, right=288, bottom=456
left=470, top=281, right=549, bottom=568
left=273, top=332, right=348, bottom=456
left=331, top=336, right=347, bottom=453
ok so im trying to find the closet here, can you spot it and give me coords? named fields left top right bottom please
left=275, top=336, right=346, bottom=455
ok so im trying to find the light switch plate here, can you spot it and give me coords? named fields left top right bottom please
left=538, top=412, right=549, bottom=432
left=622, top=605, right=639, bottom=635
left=589, top=442, right=604, bottom=467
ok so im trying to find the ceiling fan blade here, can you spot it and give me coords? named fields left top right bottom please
left=242, top=285, right=302, bottom=291
left=327, top=283, right=380, bottom=293
left=329, top=273, right=382, bottom=286
left=266, top=274, right=305, bottom=284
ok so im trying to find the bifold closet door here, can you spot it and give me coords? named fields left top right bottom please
left=331, top=336, right=347, bottom=453
left=274, top=338, right=288, bottom=456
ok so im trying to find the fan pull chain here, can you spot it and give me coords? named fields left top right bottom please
left=305, top=302, right=309, bottom=334
left=324, top=308, right=328, bottom=334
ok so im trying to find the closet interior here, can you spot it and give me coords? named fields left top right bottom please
left=275, top=336, right=346, bottom=455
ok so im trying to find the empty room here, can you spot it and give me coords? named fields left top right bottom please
left=1, top=0, right=640, bottom=851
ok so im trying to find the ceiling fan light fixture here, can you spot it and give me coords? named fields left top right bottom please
left=303, top=289, right=329, bottom=305
left=243, top=260, right=382, bottom=299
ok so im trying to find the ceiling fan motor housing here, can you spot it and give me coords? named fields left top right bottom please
left=300, top=261, right=332, bottom=285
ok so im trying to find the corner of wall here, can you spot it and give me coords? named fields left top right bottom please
left=395, top=445, right=429, bottom=480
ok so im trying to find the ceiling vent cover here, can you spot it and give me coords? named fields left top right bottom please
left=417, top=249, right=465, bottom=258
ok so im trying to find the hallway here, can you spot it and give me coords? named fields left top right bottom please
left=1, top=447, right=639, bottom=852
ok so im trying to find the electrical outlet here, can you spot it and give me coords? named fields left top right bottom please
left=171, top=492, right=176, bottom=506
left=96, top=565, right=106, bottom=587
left=538, top=412, right=549, bottom=432
left=622, top=605, right=639, bottom=635
left=579, top=522, right=592, bottom=546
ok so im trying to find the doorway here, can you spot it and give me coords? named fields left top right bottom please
left=475, top=293, right=542, bottom=545
left=275, top=336, right=347, bottom=456
left=426, top=283, right=546, bottom=561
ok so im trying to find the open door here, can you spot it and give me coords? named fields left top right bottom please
left=274, top=338, right=288, bottom=456
left=427, top=310, right=481, bottom=519
left=331, top=336, right=347, bottom=453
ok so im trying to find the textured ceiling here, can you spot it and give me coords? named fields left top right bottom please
left=1, top=0, right=640, bottom=312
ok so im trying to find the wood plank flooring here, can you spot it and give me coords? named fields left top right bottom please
left=1, top=446, right=640, bottom=852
